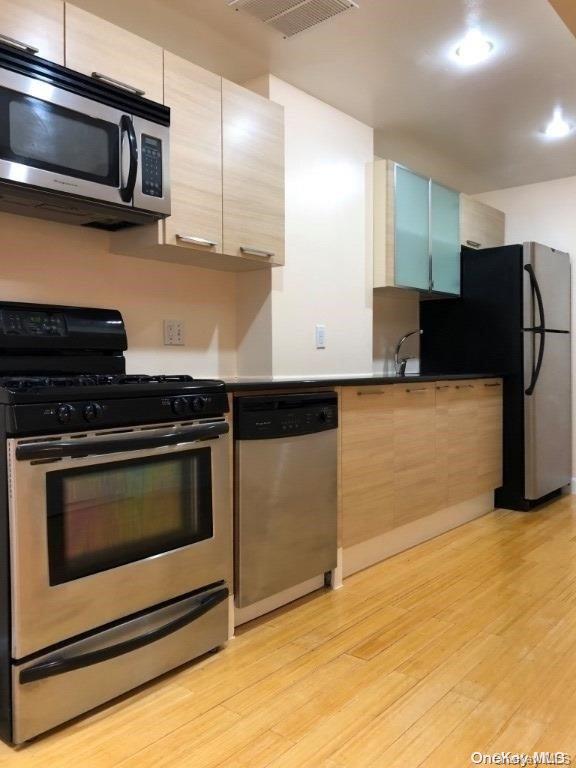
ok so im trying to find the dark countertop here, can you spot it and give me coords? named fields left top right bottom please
left=225, top=372, right=501, bottom=392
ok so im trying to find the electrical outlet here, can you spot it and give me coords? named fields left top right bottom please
left=163, top=320, right=185, bottom=346
left=315, top=324, right=326, bottom=349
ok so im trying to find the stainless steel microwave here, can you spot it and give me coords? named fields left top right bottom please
left=0, top=43, right=170, bottom=229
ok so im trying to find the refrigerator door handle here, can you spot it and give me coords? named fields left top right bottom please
left=524, top=264, right=546, bottom=331
left=525, top=329, right=546, bottom=396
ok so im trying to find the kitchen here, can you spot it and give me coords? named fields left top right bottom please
left=0, top=0, right=574, bottom=764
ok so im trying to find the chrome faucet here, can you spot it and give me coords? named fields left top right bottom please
left=394, top=329, right=423, bottom=376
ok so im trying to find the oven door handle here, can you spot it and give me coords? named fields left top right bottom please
left=19, top=586, right=229, bottom=684
left=15, top=422, right=229, bottom=461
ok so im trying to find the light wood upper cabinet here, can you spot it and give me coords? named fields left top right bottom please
left=0, top=0, right=63, bottom=64
left=341, top=387, right=395, bottom=548
left=112, top=72, right=286, bottom=272
left=64, top=4, right=163, bottom=103
left=392, top=382, right=441, bottom=527
left=460, top=195, right=505, bottom=250
left=222, top=79, right=285, bottom=266
left=163, top=52, right=222, bottom=253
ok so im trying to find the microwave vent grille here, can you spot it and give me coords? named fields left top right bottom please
left=228, top=0, right=358, bottom=37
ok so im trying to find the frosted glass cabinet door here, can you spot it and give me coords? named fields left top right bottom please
left=431, top=182, right=461, bottom=295
left=394, top=166, right=430, bottom=290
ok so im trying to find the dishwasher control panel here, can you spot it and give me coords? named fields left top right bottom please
left=235, top=393, right=338, bottom=440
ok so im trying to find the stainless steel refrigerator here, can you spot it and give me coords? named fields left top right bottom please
left=420, top=242, right=572, bottom=510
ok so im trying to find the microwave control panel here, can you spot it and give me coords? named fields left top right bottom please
left=141, top=134, right=163, bottom=198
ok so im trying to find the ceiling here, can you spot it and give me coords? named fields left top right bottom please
left=72, top=0, right=576, bottom=193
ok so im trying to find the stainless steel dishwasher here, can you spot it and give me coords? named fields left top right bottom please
left=234, top=392, right=338, bottom=608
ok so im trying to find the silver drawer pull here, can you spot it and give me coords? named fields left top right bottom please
left=176, top=234, right=217, bottom=248
left=484, top=382, right=501, bottom=388
left=91, top=72, right=145, bottom=96
left=240, top=246, right=274, bottom=259
left=406, top=388, right=428, bottom=394
left=466, top=240, right=481, bottom=249
left=456, top=384, right=475, bottom=389
left=356, top=390, right=388, bottom=396
left=0, top=33, right=39, bottom=54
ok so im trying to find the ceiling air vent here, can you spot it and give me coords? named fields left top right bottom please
left=228, top=0, right=359, bottom=38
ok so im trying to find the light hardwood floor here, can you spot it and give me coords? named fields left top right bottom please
left=4, top=494, right=576, bottom=766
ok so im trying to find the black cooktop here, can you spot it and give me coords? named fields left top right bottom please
left=0, top=302, right=228, bottom=434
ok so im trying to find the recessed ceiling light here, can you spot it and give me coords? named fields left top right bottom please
left=544, top=108, right=574, bottom=139
left=455, top=28, right=494, bottom=66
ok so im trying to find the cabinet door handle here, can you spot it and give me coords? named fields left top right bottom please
left=436, top=385, right=450, bottom=390
left=356, top=390, right=388, bottom=396
left=176, top=234, right=217, bottom=248
left=91, top=72, right=146, bottom=97
left=406, top=388, right=428, bottom=394
left=455, top=384, right=475, bottom=389
left=484, top=382, right=501, bottom=388
left=0, top=33, right=39, bottom=54
left=466, top=240, right=481, bottom=249
left=240, top=246, right=274, bottom=259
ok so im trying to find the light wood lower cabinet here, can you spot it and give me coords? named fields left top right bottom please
left=0, top=0, right=63, bottom=64
left=341, top=379, right=503, bottom=548
left=476, top=378, right=504, bottom=492
left=341, top=387, right=395, bottom=548
left=393, top=382, right=442, bottom=526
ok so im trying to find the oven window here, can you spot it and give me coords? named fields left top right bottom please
left=0, top=88, right=119, bottom=186
left=46, top=450, right=213, bottom=585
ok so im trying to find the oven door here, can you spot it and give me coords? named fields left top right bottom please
left=0, top=67, right=133, bottom=207
left=8, top=419, right=232, bottom=658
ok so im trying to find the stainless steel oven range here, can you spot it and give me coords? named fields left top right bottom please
left=0, top=302, right=232, bottom=744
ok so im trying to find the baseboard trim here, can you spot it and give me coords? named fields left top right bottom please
left=343, top=492, right=494, bottom=578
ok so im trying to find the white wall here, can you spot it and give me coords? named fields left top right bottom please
left=238, top=76, right=374, bottom=378
left=0, top=213, right=237, bottom=377
left=373, top=290, right=420, bottom=374
left=474, top=175, right=576, bottom=474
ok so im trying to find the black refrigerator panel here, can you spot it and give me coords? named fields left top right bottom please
left=420, top=245, right=525, bottom=377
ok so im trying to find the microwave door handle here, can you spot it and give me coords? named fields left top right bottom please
left=120, top=115, right=138, bottom=203
left=19, top=587, right=229, bottom=684
left=15, top=421, right=229, bottom=461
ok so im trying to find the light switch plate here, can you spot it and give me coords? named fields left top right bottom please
left=163, top=320, right=184, bottom=346
left=315, top=324, right=326, bottom=349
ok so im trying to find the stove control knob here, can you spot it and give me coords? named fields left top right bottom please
left=190, top=396, right=208, bottom=413
left=56, top=404, right=75, bottom=424
left=83, top=402, right=103, bottom=422
left=171, top=397, right=188, bottom=416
